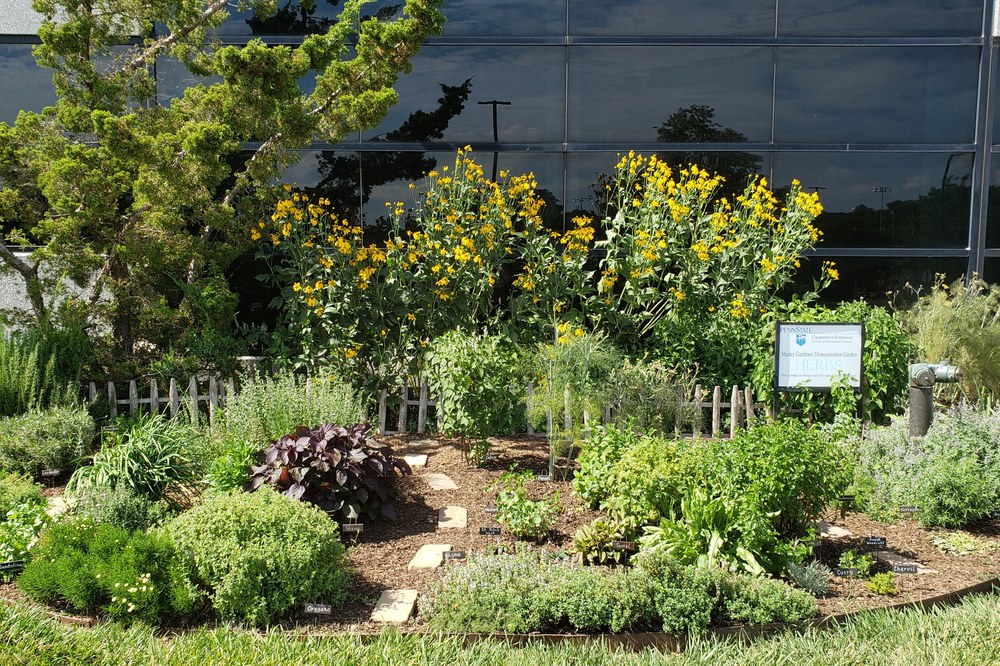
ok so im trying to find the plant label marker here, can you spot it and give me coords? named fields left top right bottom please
left=443, top=550, right=466, bottom=561
left=40, top=469, right=60, bottom=478
left=863, top=536, right=887, bottom=548
left=484, top=453, right=499, bottom=462
left=479, top=527, right=501, bottom=536
left=611, top=540, right=637, bottom=552
left=483, top=507, right=498, bottom=514
left=835, top=567, right=858, bottom=577
left=893, top=564, right=918, bottom=574
left=899, top=506, right=918, bottom=514
left=535, top=475, right=552, bottom=482
left=341, top=524, right=363, bottom=540
left=0, top=560, right=24, bottom=574
left=303, top=603, right=332, bottom=615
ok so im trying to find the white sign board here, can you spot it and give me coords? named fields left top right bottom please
left=775, top=322, right=864, bottom=390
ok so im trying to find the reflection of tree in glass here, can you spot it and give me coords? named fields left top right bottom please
left=301, top=79, right=473, bottom=242
left=655, top=105, right=761, bottom=199
left=247, top=1, right=403, bottom=35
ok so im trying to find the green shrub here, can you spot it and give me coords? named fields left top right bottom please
left=204, top=373, right=363, bottom=493
left=16, top=520, right=195, bottom=624
left=838, top=549, right=876, bottom=579
left=490, top=470, right=561, bottom=541
left=72, top=485, right=171, bottom=532
left=0, top=406, right=97, bottom=477
left=570, top=516, right=629, bottom=565
left=631, top=550, right=725, bottom=633
left=68, top=413, right=203, bottom=509
left=722, top=575, right=817, bottom=625
left=602, top=433, right=688, bottom=534
left=424, top=329, right=523, bottom=464
left=854, top=404, right=1000, bottom=528
left=0, top=472, right=44, bottom=514
left=165, top=487, right=350, bottom=626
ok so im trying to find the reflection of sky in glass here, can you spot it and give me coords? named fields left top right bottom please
left=0, top=45, right=56, bottom=124
left=218, top=0, right=350, bottom=36
left=774, top=152, right=972, bottom=248
left=779, top=0, right=984, bottom=37
left=775, top=47, right=979, bottom=143
left=370, top=0, right=564, bottom=36
left=568, top=47, right=772, bottom=143
left=571, top=0, right=775, bottom=37
left=364, top=46, right=564, bottom=143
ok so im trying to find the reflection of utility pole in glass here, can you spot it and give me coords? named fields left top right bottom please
left=873, top=186, right=892, bottom=235
left=478, top=99, right=510, bottom=181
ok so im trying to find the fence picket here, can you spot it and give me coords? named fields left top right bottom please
left=712, top=386, right=722, bottom=437
left=169, top=378, right=179, bottom=418
left=188, top=376, right=198, bottom=424
left=417, top=381, right=429, bottom=434
left=108, top=382, right=118, bottom=418
left=149, top=379, right=159, bottom=413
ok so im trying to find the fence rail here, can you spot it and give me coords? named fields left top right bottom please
left=87, top=376, right=233, bottom=425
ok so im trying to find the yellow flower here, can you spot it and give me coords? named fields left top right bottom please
left=406, top=312, right=417, bottom=322
left=292, top=282, right=301, bottom=292
left=345, top=347, right=357, bottom=359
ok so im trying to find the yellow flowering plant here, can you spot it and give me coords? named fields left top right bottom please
left=593, top=152, right=833, bottom=383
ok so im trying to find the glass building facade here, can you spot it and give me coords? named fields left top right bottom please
left=3, top=0, right=1000, bottom=299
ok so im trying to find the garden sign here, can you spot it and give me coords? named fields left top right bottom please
left=774, top=322, right=865, bottom=410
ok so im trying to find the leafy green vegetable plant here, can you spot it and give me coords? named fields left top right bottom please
left=249, top=422, right=410, bottom=522
left=838, top=549, right=876, bottom=579
left=866, top=572, right=898, bottom=595
left=490, top=470, right=561, bottom=541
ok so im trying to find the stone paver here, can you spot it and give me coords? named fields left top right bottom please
left=408, top=543, right=452, bottom=569
left=423, top=472, right=458, bottom=490
left=370, top=589, right=419, bottom=623
left=410, top=439, right=438, bottom=447
left=45, top=497, right=71, bottom=519
left=403, top=453, right=428, bottom=468
left=438, top=506, right=467, bottom=529
left=872, top=550, right=938, bottom=574
left=817, top=521, right=854, bottom=538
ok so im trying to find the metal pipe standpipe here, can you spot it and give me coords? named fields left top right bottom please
left=908, top=362, right=962, bottom=437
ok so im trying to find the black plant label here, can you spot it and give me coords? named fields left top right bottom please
left=341, top=524, right=364, bottom=533
left=899, top=506, right=918, bottom=514
left=0, top=561, right=24, bottom=573
left=535, top=475, right=552, bottom=482
left=479, top=527, right=501, bottom=535
left=862, top=536, right=886, bottom=548
left=839, top=495, right=855, bottom=504
left=483, top=507, right=498, bottom=514
left=611, top=540, right=637, bottom=551
left=303, top=603, right=332, bottom=615
left=835, top=567, right=858, bottom=577
left=893, top=564, right=918, bottom=574
left=40, top=469, right=60, bottom=478
left=443, top=550, right=466, bottom=560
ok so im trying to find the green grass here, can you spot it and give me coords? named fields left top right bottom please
left=0, top=593, right=997, bottom=665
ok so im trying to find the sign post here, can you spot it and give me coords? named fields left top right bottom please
left=774, top=322, right=865, bottom=415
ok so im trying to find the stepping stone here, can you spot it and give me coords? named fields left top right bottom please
left=423, top=472, right=458, bottom=490
left=370, top=589, right=419, bottom=623
left=817, top=521, right=854, bottom=538
left=872, top=550, right=938, bottom=574
left=45, top=497, right=71, bottom=519
left=403, top=453, right=428, bottom=468
left=410, top=439, right=438, bottom=447
left=438, top=506, right=467, bottom=529
left=408, top=543, right=452, bottom=569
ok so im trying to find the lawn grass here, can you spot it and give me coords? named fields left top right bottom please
left=0, top=593, right=997, bottom=665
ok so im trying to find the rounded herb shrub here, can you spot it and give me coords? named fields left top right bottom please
left=165, top=487, right=350, bottom=626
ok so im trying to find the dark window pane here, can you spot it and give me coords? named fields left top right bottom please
left=568, top=47, right=772, bottom=143
left=367, top=0, right=565, bottom=36
left=0, top=44, right=56, bottom=124
left=364, top=46, right=564, bottom=144
left=362, top=150, right=564, bottom=238
left=797, top=256, right=967, bottom=305
left=571, top=0, right=775, bottom=37
left=773, top=153, right=972, bottom=249
left=567, top=151, right=771, bottom=223
left=779, top=0, right=984, bottom=37
left=983, top=257, right=1000, bottom=283
left=775, top=47, right=979, bottom=143
left=985, top=154, right=1000, bottom=247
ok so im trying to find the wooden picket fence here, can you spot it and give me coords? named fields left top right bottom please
left=87, top=376, right=233, bottom=425
left=89, top=376, right=767, bottom=439
left=378, top=381, right=767, bottom=439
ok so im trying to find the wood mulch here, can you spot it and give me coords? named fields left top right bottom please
left=3, top=432, right=998, bottom=634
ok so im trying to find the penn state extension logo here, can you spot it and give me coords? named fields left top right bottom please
left=795, top=333, right=807, bottom=346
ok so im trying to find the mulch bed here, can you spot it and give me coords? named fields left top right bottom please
left=3, top=432, right=998, bottom=635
